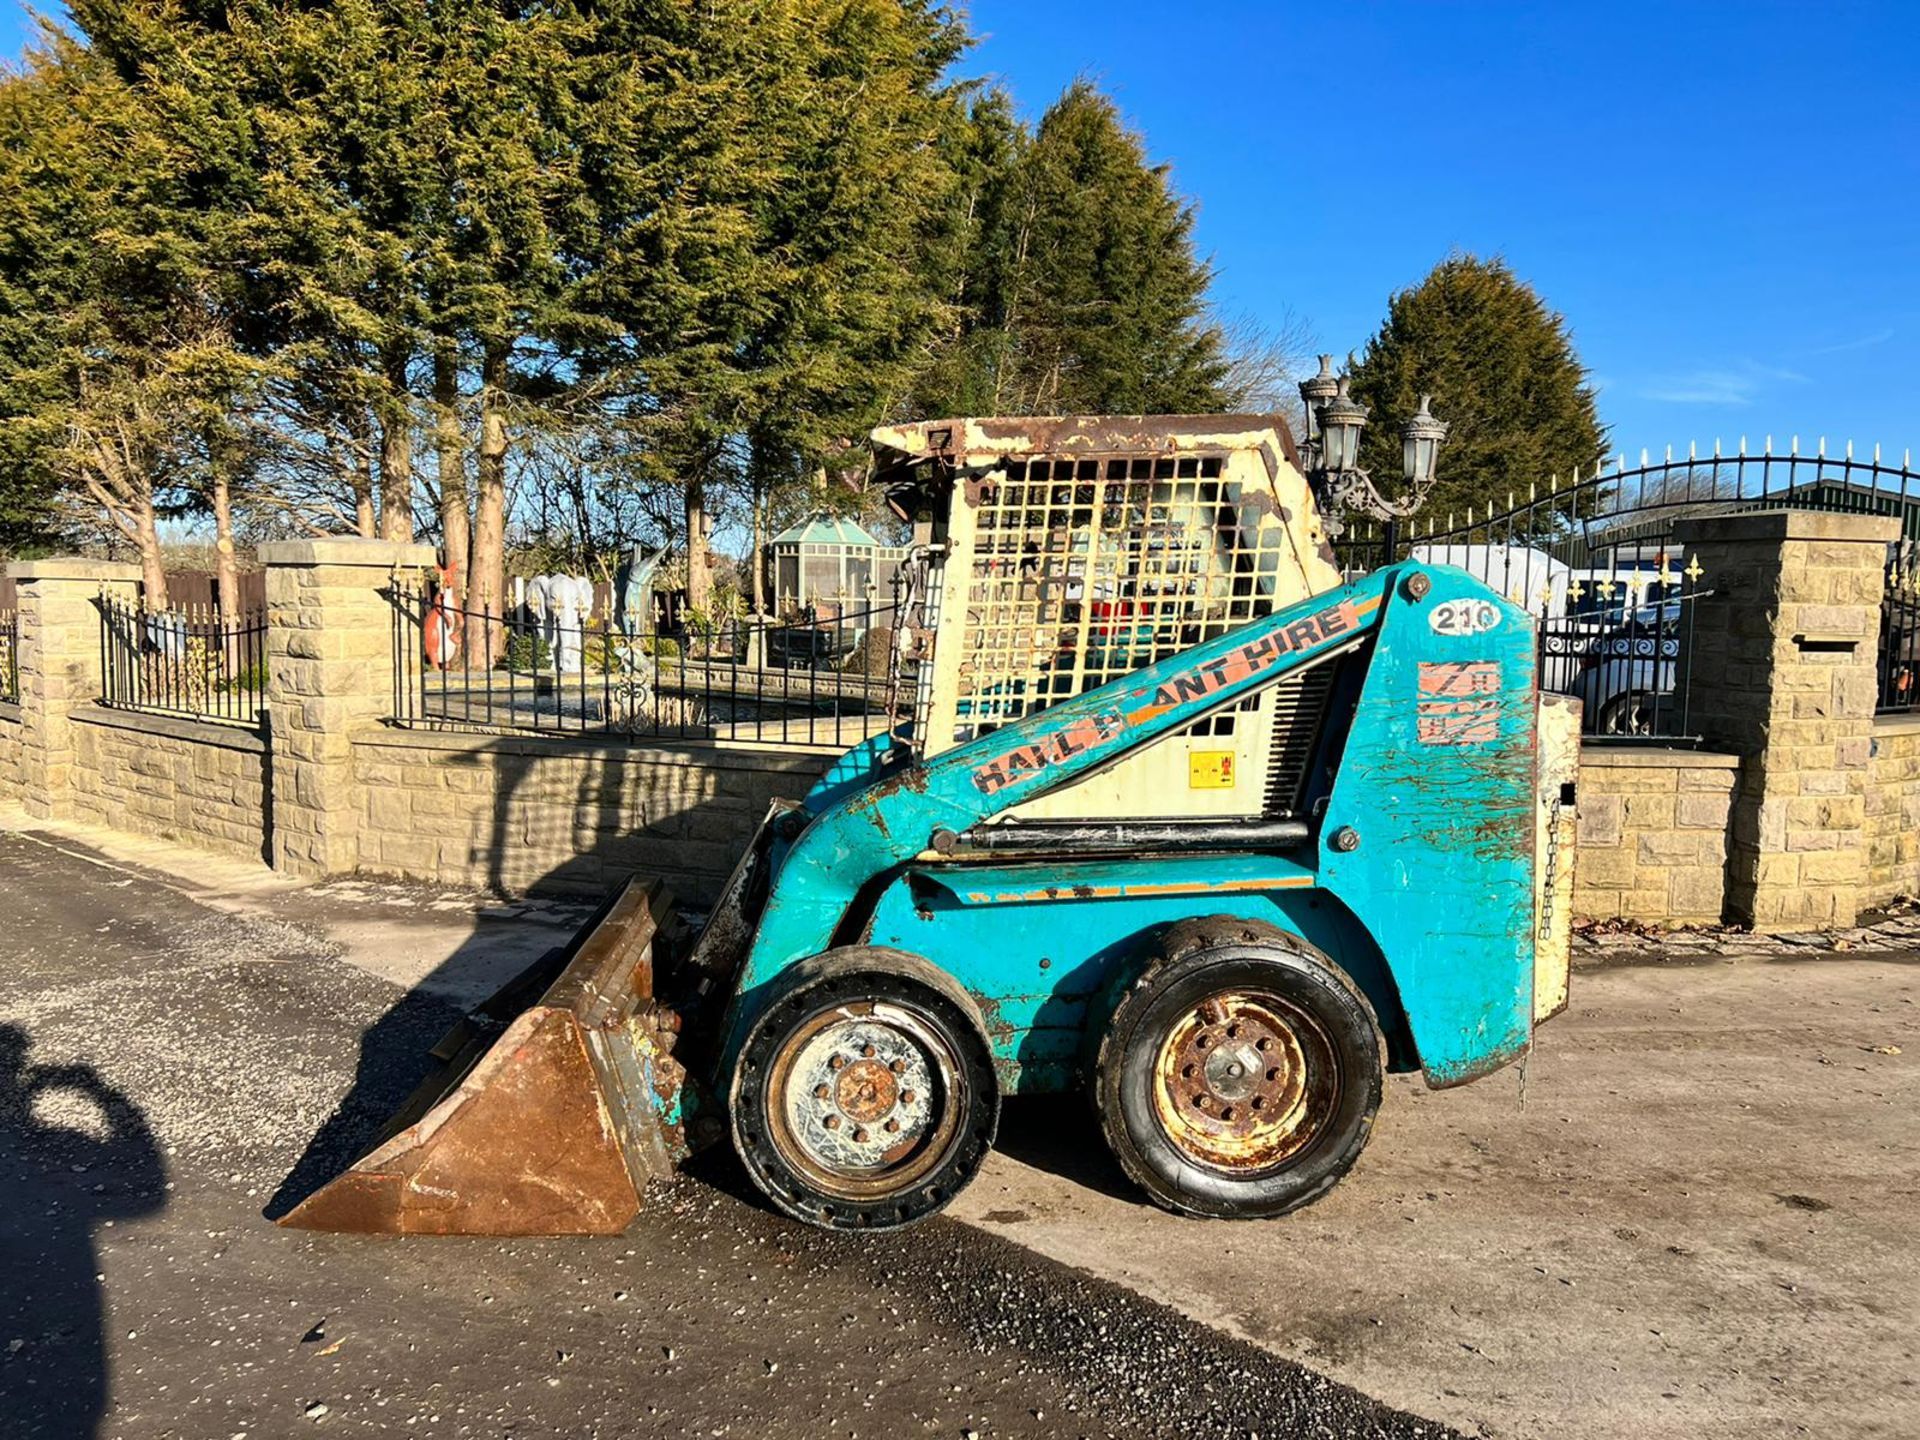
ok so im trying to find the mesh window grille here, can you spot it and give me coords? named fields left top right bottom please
left=953, top=453, right=1294, bottom=742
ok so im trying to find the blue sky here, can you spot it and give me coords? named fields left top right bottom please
left=963, top=1, right=1919, bottom=460
left=6, top=1, right=1916, bottom=460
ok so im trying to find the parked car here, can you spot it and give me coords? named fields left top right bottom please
left=1566, top=600, right=1683, bottom=736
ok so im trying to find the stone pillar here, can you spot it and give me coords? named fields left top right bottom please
left=1675, top=510, right=1899, bottom=930
left=9, top=558, right=141, bottom=820
left=257, top=538, right=436, bottom=877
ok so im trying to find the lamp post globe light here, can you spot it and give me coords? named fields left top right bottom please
left=1296, top=357, right=1449, bottom=540
left=1298, top=354, right=1341, bottom=446
left=1400, top=393, right=1448, bottom=489
left=1316, top=376, right=1369, bottom=475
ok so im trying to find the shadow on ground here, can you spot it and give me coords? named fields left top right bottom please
left=267, top=731, right=1147, bottom=1225
left=0, top=1023, right=167, bottom=1440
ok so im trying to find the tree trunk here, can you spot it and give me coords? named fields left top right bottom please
left=348, top=405, right=376, bottom=537
left=135, top=488, right=167, bottom=612
left=378, top=349, right=414, bottom=541
left=685, top=472, right=711, bottom=616
left=750, top=482, right=766, bottom=614
left=209, top=458, right=241, bottom=666
left=434, top=345, right=469, bottom=604
left=469, top=343, right=510, bottom=664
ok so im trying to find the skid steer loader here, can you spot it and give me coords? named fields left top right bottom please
left=281, top=413, right=1578, bottom=1235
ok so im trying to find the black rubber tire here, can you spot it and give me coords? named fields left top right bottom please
left=730, top=948, right=999, bottom=1231
left=1095, top=918, right=1383, bottom=1220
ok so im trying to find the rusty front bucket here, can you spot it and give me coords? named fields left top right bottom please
left=279, top=878, right=689, bottom=1236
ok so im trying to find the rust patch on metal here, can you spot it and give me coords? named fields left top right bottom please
left=279, top=879, right=685, bottom=1237
left=1151, top=991, right=1339, bottom=1172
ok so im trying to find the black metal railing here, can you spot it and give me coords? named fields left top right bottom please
left=97, top=595, right=269, bottom=728
left=1333, top=440, right=1920, bottom=735
left=0, top=609, right=17, bottom=704
left=387, top=581, right=905, bottom=749
left=1882, top=560, right=1920, bottom=714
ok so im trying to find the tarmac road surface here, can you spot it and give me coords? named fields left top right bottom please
left=0, top=827, right=1447, bottom=1440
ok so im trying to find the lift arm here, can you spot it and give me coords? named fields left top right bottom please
left=731, top=566, right=1402, bottom=1004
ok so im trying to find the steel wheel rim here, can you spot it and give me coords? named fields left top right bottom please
left=763, top=1001, right=960, bottom=1202
left=1151, top=989, right=1341, bottom=1175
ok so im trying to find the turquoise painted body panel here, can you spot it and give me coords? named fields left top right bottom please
left=713, top=563, right=1540, bottom=1095
left=862, top=852, right=1395, bottom=1092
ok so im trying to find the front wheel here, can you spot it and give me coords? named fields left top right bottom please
left=1095, top=920, right=1382, bottom=1219
left=731, top=949, right=999, bottom=1231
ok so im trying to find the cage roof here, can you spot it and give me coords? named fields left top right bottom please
left=770, top=512, right=882, bottom=548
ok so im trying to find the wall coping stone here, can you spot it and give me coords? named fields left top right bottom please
left=72, top=704, right=268, bottom=755
left=351, top=724, right=837, bottom=774
left=7, top=557, right=142, bottom=583
left=0, top=701, right=19, bottom=724
left=255, top=537, right=438, bottom=568
left=1672, top=509, right=1901, bottom=545
left=1872, top=712, right=1920, bottom=739
left=1579, top=744, right=1740, bottom=770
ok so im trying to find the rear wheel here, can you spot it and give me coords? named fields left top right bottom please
left=1096, top=919, right=1382, bottom=1219
left=731, top=950, right=998, bottom=1231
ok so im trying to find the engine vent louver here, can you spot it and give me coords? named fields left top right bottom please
left=1262, top=664, right=1336, bottom=818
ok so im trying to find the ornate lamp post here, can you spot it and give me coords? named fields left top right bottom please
left=1297, top=355, right=1450, bottom=542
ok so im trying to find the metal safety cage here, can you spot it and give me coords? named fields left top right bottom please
left=386, top=576, right=909, bottom=750
left=96, top=594, right=269, bottom=729
left=936, top=451, right=1302, bottom=745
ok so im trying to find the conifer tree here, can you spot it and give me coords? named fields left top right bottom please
left=1348, top=255, right=1605, bottom=526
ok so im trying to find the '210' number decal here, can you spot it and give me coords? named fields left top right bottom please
left=1428, top=599, right=1502, bottom=637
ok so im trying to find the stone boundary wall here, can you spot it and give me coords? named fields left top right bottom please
left=351, top=727, right=832, bottom=904
left=1865, top=714, right=1920, bottom=909
left=1572, top=748, right=1740, bottom=924
left=6, top=519, right=1915, bottom=928
left=66, top=707, right=269, bottom=864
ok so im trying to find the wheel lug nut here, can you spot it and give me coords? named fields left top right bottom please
left=1251, top=1096, right=1266, bottom=1110
left=861, top=1044, right=877, bottom=1058
left=1196, top=1035, right=1211, bottom=1050
left=1182, top=1063, right=1195, bottom=1079
left=884, top=1118, right=901, bottom=1133
left=1266, top=1067, right=1280, bottom=1081
left=813, top=1084, right=830, bottom=1099
left=1226, top=1024, right=1240, bottom=1039
left=853, top=1127, right=870, bottom=1143
left=829, top=1055, right=847, bottom=1070
left=823, top=1114, right=841, bottom=1130
left=901, top=1090, right=917, bottom=1106
left=1256, top=1037, right=1271, bottom=1051
left=1221, top=1106, right=1236, bottom=1121
left=889, top=1058, right=906, bottom=1074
